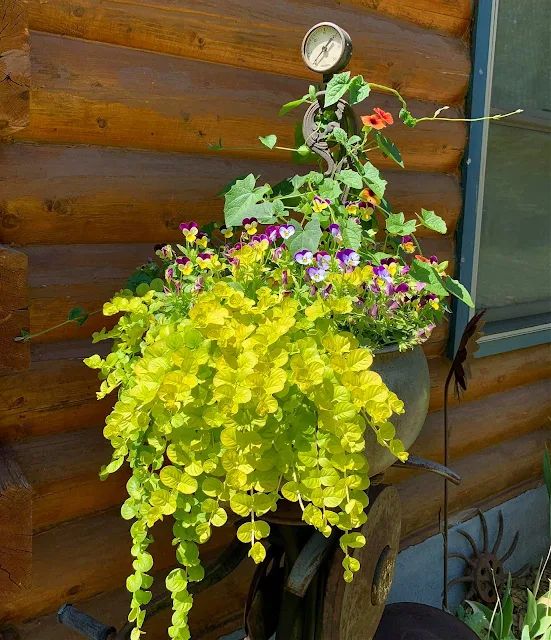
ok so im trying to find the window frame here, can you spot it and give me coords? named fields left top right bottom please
left=452, top=0, right=551, bottom=357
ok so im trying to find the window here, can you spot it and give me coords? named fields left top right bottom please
left=454, top=0, right=551, bottom=357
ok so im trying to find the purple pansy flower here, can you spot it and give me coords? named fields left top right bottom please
left=157, top=245, right=173, bottom=260
left=336, top=248, right=360, bottom=269
left=321, top=283, right=333, bottom=299
left=306, top=266, right=327, bottom=283
left=279, top=224, right=296, bottom=240
left=179, top=221, right=199, bottom=233
left=272, top=245, right=284, bottom=260
left=314, top=251, right=331, bottom=268
left=328, top=223, right=342, bottom=240
left=369, top=303, right=378, bottom=317
left=395, top=283, right=409, bottom=293
left=265, top=225, right=279, bottom=242
left=165, top=266, right=175, bottom=282
left=294, top=249, right=313, bottom=265
left=373, top=265, right=392, bottom=281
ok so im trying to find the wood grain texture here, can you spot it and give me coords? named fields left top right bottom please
left=0, top=341, right=112, bottom=441
left=399, top=428, right=551, bottom=542
left=13, top=32, right=466, bottom=171
left=15, top=377, right=550, bottom=534
left=0, top=447, right=32, bottom=595
left=428, top=343, right=551, bottom=412
left=1, top=340, right=548, bottom=444
left=386, top=378, right=551, bottom=485
left=0, top=0, right=30, bottom=136
left=0, top=505, right=239, bottom=623
left=12, top=560, right=254, bottom=640
left=340, top=0, right=472, bottom=36
left=24, top=0, right=470, bottom=102
left=13, top=428, right=126, bottom=532
left=0, top=246, right=30, bottom=371
left=0, top=142, right=462, bottom=245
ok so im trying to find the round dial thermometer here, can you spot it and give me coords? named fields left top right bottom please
left=301, top=22, right=352, bottom=75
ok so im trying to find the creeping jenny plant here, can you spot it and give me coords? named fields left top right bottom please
left=86, top=73, right=517, bottom=639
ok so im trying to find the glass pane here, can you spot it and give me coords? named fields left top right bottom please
left=476, top=124, right=551, bottom=327
left=492, top=0, right=551, bottom=113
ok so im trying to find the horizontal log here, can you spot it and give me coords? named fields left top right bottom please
left=0, top=505, right=241, bottom=623
left=0, top=246, right=30, bottom=371
left=386, top=378, right=551, bottom=485
left=0, top=0, right=30, bottom=136
left=0, top=446, right=32, bottom=594
left=12, top=560, right=253, bottom=640
left=13, top=428, right=125, bottom=532
left=0, top=342, right=112, bottom=441
left=341, top=0, right=472, bottom=36
left=428, top=343, right=551, bottom=412
left=13, top=32, right=466, bottom=172
left=1, top=337, right=548, bottom=444
left=15, top=376, right=549, bottom=534
left=25, top=0, right=470, bottom=103
left=0, top=142, right=462, bottom=245
left=399, top=427, right=550, bottom=541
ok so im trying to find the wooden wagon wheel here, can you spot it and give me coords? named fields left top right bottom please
left=321, top=484, right=401, bottom=640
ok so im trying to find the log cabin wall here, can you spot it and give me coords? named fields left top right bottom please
left=0, top=1, right=548, bottom=637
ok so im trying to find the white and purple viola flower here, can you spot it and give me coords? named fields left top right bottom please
left=306, top=266, right=327, bottom=283
left=328, top=223, right=342, bottom=241
left=279, top=224, right=296, bottom=240
left=314, top=251, right=331, bottom=269
left=294, top=249, right=314, bottom=265
left=336, top=248, right=360, bottom=269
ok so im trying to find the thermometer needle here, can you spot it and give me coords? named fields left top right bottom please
left=314, top=36, right=335, bottom=64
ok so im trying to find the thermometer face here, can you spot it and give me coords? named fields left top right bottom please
left=302, top=23, right=352, bottom=74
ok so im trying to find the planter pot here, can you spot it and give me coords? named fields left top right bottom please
left=365, top=345, right=430, bottom=477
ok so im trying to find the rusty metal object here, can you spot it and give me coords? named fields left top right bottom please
left=321, top=485, right=401, bottom=640
left=448, top=510, right=527, bottom=604
left=373, top=603, right=480, bottom=639
left=392, top=454, right=461, bottom=485
left=301, top=91, right=358, bottom=182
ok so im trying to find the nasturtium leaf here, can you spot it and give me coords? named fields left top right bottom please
left=419, top=208, right=447, bottom=234
left=249, top=541, right=267, bottom=563
left=348, top=75, right=371, bottom=105
left=287, top=217, right=322, bottom=255
left=317, top=178, right=342, bottom=201
left=296, top=144, right=311, bottom=157
left=68, top=306, right=88, bottom=326
left=443, top=276, right=475, bottom=308
left=399, top=107, right=417, bottom=127
left=342, top=218, right=362, bottom=249
left=332, top=127, right=348, bottom=145
left=224, top=174, right=272, bottom=227
left=374, top=132, right=404, bottom=168
left=324, top=72, right=351, bottom=107
left=279, top=97, right=308, bottom=116
left=338, top=169, right=363, bottom=190
left=259, top=134, right=277, bottom=149
left=385, top=212, right=416, bottom=236
left=362, top=162, right=387, bottom=199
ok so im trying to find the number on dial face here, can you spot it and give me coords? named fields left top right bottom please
left=304, top=25, right=344, bottom=72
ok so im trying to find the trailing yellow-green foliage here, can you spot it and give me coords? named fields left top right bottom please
left=86, top=281, right=406, bottom=640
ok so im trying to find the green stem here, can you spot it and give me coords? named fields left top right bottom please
left=14, top=310, right=100, bottom=342
left=368, top=83, right=408, bottom=109
left=414, top=108, right=522, bottom=125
